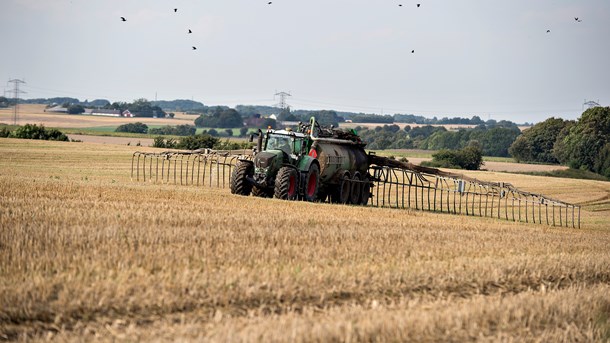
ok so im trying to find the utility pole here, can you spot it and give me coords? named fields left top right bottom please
left=583, top=99, right=600, bottom=110
left=274, top=90, right=291, bottom=110
left=8, top=79, right=27, bottom=125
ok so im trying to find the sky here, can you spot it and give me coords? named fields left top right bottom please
left=1, top=0, right=609, bottom=123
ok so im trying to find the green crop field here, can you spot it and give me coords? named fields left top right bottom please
left=1, top=136, right=610, bottom=342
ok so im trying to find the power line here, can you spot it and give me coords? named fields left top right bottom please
left=8, top=79, right=27, bottom=125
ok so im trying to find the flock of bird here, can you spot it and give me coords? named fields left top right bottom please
left=120, top=7, right=198, bottom=50
left=119, top=4, right=583, bottom=51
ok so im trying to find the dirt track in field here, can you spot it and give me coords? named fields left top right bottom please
left=396, top=157, right=568, bottom=173
left=68, top=134, right=154, bottom=146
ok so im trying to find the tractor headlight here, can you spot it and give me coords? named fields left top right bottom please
left=255, top=167, right=269, bottom=175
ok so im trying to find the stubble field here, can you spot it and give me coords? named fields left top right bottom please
left=0, top=105, right=195, bottom=128
left=1, top=138, right=610, bottom=342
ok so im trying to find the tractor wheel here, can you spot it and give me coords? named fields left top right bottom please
left=360, top=176, right=371, bottom=206
left=274, top=167, right=298, bottom=200
left=350, top=172, right=362, bottom=204
left=252, top=186, right=272, bottom=198
left=230, top=161, right=253, bottom=196
left=303, top=164, right=320, bottom=202
left=331, top=172, right=351, bottom=204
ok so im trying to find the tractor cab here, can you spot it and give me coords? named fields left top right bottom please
left=264, top=130, right=307, bottom=161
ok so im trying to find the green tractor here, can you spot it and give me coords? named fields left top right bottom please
left=230, top=117, right=371, bottom=204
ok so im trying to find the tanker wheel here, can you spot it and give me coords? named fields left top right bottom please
left=360, top=176, right=371, bottom=206
left=274, top=167, right=298, bottom=200
left=303, top=164, right=320, bottom=202
left=252, top=186, right=272, bottom=198
left=331, top=172, right=351, bottom=204
left=350, top=172, right=362, bottom=205
left=230, top=161, right=253, bottom=196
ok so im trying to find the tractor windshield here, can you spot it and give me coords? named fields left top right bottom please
left=266, top=134, right=293, bottom=154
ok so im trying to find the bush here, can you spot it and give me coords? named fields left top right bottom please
left=9, top=124, right=69, bottom=141
left=215, top=139, right=251, bottom=150
left=115, top=122, right=148, bottom=134
left=0, top=127, right=11, bottom=138
left=152, top=136, right=177, bottom=149
left=149, top=124, right=196, bottom=136
left=423, top=145, right=483, bottom=170
left=177, top=134, right=219, bottom=150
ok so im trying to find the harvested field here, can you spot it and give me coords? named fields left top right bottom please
left=0, top=104, right=194, bottom=128
left=1, top=138, right=609, bottom=342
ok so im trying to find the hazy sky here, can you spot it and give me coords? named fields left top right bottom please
left=1, top=0, right=609, bottom=123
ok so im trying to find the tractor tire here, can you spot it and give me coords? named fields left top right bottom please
left=252, top=186, right=272, bottom=198
left=331, top=172, right=351, bottom=204
left=360, top=176, right=371, bottom=206
left=350, top=172, right=362, bottom=205
left=274, top=167, right=298, bottom=200
left=230, top=161, right=253, bottom=196
left=303, top=163, right=320, bottom=202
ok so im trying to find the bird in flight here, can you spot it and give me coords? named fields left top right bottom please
left=399, top=4, right=402, bottom=7
left=120, top=16, right=126, bottom=21
left=268, top=1, right=272, bottom=4
left=417, top=4, right=421, bottom=7
left=546, top=29, right=551, bottom=33
left=188, top=29, right=192, bottom=34
left=192, top=46, right=197, bottom=50
left=411, top=50, right=415, bottom=53
left=174, top=8, right=178, bottom=12
left=575, top=17, right=582, bottom=22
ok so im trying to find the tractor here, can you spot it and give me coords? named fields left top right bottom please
left=230, top=117, right=371, bottom=204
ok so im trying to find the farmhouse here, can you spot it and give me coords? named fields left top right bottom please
left=84, top=109, right=121, bottom=117
left=44, top=105, right=68, bottom=113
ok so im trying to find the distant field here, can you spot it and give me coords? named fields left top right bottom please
left=0, top=104, right=194, bottom=128
left=1, top=138, right=609, bottom=341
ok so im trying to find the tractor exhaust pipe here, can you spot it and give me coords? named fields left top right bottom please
left=257, top=129, right=263, bottom=153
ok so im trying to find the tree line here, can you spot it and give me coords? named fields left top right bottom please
left=509, top=107, right=610, bottom=178
left=356, top=121, right=520, bottom=157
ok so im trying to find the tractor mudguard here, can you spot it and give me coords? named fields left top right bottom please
left=297, top=155, right=318, bottom=173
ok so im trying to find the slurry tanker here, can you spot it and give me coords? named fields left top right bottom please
left=230, top=117, right=372, bottom=204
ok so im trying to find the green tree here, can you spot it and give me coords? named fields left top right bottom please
left=509, top=117, right=570, bottom=163
left=67, top=104, right=85, bottom=114
left=593, top=143, right=610, bottom=178
left=554, top=107, right=610, bottom=171
left=115, top=122, right=148, bottom=134
left=194, top=108, right=243, bottom=128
